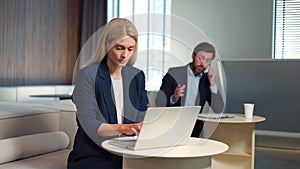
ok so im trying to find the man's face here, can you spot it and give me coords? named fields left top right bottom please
left=191, top=51, right=213, bottom=76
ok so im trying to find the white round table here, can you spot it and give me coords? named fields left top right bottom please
left=102, top=137, right=228, bottom=169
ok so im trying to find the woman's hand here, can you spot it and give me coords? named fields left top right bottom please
left=98, top=122, right=143, bottom=136
left=116, top=122, right=143, bottom=135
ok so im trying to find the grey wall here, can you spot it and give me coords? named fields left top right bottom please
left=223, top=60, right=300, bottom=133
left=172, top=0, right=274, bottom=59
left=172, top=1, right=300, bottom=134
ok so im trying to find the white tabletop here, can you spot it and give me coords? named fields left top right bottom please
left=198, top=113, right=266, bottom=123
left=102, top=137, right=228, bottom=158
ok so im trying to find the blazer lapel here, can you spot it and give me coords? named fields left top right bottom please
left=122, top=66, right=137, bottom=124
left=177, top=65, right=188, bottom=106
left=96, top=60, right=118, bottom=124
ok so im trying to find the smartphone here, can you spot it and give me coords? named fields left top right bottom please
left=204, top=64, right=211, bottom=73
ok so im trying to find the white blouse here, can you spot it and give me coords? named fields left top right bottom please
left=111, top=78, right=124, bottom=124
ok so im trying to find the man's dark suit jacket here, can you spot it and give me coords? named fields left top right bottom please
left=67, top=58, right=148, bottom=169
left=155, top=64, right=224, bottom=137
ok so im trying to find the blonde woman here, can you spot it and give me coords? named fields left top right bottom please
left=67, top=18, right=148, bottom=169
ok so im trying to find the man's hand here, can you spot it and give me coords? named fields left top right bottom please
left=207, top=66, right=216, bottom=86
left=171, top=84, right=186, bottom=103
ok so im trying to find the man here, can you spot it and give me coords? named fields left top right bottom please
left=155, top=42, right=224, bottom=137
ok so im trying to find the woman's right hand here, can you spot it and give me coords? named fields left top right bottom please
left=98, top=122, right=143, bottom=136
left=117, top=122, right=143, bottom=135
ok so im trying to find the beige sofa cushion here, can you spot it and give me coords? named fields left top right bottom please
left=0, top=131, right=69, bottom=164
left=0, top=149, right=70, bottom=169
left=0, top=105, right=60, bottom=139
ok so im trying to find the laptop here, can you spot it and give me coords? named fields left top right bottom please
left=109, top=106, right=201, bottom=150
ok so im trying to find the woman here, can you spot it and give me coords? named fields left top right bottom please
left=67, top=18, right=148, bottom=169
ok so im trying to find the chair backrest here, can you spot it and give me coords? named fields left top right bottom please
left=147, top=91, right=158, bottom=107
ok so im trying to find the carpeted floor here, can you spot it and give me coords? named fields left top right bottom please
left=255, top=147, right=300, bottom=169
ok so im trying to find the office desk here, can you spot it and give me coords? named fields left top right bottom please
left=198, top=113, right=265, bottom=169
left=102, top=138, right=228, bottom=169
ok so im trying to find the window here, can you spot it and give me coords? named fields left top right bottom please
left=107, top=0, right=172, bottom=91
left=274, top=0, right=300, bottom=59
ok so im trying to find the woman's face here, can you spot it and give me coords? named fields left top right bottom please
left=107, top=36, right=136, bottom=67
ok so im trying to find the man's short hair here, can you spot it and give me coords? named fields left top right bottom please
left=193, top=42, right=216, bottom=59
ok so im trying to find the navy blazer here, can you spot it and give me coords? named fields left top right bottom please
left=68, top=58, right=148, bottom=169
left=155, top=64, right=224, bottom=113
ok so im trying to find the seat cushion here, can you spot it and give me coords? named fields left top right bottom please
left=0, top=149, right=70, bottom=169
left=0, top=131, right=69, bottom=164
left=0, top=104, right=60, bottom=139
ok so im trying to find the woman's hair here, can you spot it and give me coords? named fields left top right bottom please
left=85, top=18, right=138, bottom=66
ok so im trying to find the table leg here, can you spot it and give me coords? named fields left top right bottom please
left=203, top=122, right=255, bottom=169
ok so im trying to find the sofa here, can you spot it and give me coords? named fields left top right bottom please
left=0, top=100, right=77, bottom=169
left=0, top=91, right=158, bottom=169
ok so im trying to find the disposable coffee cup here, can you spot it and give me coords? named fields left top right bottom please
left=244, top=103, right=255, bottom=119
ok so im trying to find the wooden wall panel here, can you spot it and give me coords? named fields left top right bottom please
left=0, top=0, right=80, bottom=86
